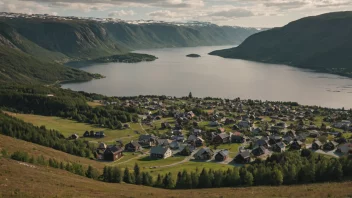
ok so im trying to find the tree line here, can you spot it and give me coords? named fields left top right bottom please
left=6, top=149, right=352, bottom=190
left=0, top=112, right=96, bottom=158
left=0, top=84, right=138, bottom=129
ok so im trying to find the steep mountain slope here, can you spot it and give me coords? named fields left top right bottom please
left=210, top=11, right=352, bottom=77
left=0, top=14, right=261, bottom=62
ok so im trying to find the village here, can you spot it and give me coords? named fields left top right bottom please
left=68, top=96, right=352, bottom=168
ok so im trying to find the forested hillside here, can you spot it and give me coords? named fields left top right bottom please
left=210, top=11, right=352, bottom=77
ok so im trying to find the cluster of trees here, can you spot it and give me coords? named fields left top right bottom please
left=0, top=112, right=96, bottom=158
left=0, top=84, right=138, bottom=129
left=102, top=164, right=154, bottom=186
left=154, top=151, right=352, bottom=189
left=10, top=151, right=100, bottom=179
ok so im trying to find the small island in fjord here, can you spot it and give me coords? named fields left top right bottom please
left=186, top=54, right=201, bottom=58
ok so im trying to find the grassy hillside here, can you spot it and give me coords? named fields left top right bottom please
left=0, top=157, right=351, bottom=198
left=210, top=11, right=352, bottom=78
left=0, top=46, right=100, bottom=84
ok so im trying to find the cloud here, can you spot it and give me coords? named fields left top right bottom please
left=148, top=10, right=179, bottom=18
left=108, top=10, right=135, bottom=17
left=20, top=0, right=205, bottom=8
left=208, top=8, right=255, bottom=18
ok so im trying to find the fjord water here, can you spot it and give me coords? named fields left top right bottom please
left=62, top=46, right=352, bottom=109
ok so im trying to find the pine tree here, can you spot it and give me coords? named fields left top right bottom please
left=271, top=168, right=283, bottom=185
left=198, top=168, right=212, bottom=188
left=163, top=173, right=175, bottom=189
left=155, top=174, right=163, bottom=187
left=189, top=92, right=193, bottom=98
left=333, top=160, right=343, bottom=181
left=112, top=166, right=122, bottom=183
left=242, top=171, right=254, bottom=186
left=176, top=171, right=183, bottom=189
left=123, top=167, right=132, bottom=183
left=134, top=163, right=142, bottom=185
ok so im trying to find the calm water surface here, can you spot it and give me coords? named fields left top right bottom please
left=62, top=46, right=352, bottom=108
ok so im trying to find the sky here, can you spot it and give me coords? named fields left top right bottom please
left=1, top=0, right=352, bottom=27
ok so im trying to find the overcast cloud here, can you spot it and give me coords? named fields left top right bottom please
left=1, top=0, right=352, bottom=27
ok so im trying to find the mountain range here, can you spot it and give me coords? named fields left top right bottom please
left=210, top=11, right=352, bottom=78
left=0, top=12, right=261, bottom=84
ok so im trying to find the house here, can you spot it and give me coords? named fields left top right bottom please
left=323, top=141, right=339, bottom=151
left=213, top=133, right=230, bottom=144
left=70, top=134, right=79, bottom=140
left=195, top=137, right=205, bottom=147
left=224, top=118, right=236, bottom=125
left=283, top=136, right=293, bottom=145
left=311, top=140, right=323, bottom=150
left=138, top=134, right=157, bottom=147
left=309, top=130, right=320, bottom=138
left=234, top=150, right=251, bottom=163
left=254, top=139, right=269, bottom=149
left=333, top=120, right=351, bottom=129
left=187, top=134, right=197, bottom=143
left=290, top=140, right=304, bottom=150
left=336, top=143, right=352, bottom=155
left=157, top=139, right=172, bottom=147
left=286, top=130, right=297, bottom=138
left=209, top=121, right=220, bottom=127
left=232, top=124, right=239, bottom=130
left=272, top=142, right=286, bottom=153
left=276, top=122, right=287, bottom=128
left=215, top=150, right=229, bottom=161
left=83, top=131, right=90, bottom=137
left=252, top=146, right=268, bottom=156
left=238, top=120, right=251, bottom=128
left=90, top=131, right=95, bottom=137
left=269, top=135, right=282, bottom=145
left=231, top=132, right=246, bottom=143
left=95, top=131, right=105, bottom=138
left=251, top=127, right=262, bottom=134
left=194, top=147, right=214, bottom=160
left=169, top=140, right=180, bottom=150
left=124, top=141, right=142, bottom=152
left=179, top=145, right=195, bottom=156
left=103, top=145, right=123, bottom=161
left=150, top=146, right=172, bottom=159
left=161, top=122, right=172, bottom=129
left=97, top=142, right=107, bottom=152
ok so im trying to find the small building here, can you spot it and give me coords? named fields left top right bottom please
left=336, top=143, right=352, bottom=155
left=169, top=140, right=180, bottom=150
left=195, top=137, right=205, bottom=147
left=323, top=141, right=339, bottom=151
left=234, top=150, right=251, bottom=164
left=179, top=145, right=195, bottom=156
left=213, top=133, right=230, bottom=144
left=83, top=131, right=90, bottom=137
left=272, top=142, right=286, bottom=153
left=194, top=147, right=214, bottom=160
left=238, top=120, right=251, bottom=128
left=283, top=136, right=293, bottom=145
left=269, top=135, right=282, bottom=145
left=124, top=141, right=142, bottom=152
left=231, top=132, right=246, bottom=143
left=157, top=139, right=172, bottom=147
left=103, top=145, right=123, bottom=161
left=290, top=140, right=304, bottom=150
left=95, top=131, right=105, bottom=138
left=70, top=134, right=79, bottom=140
left=309, top=130, right=321, bottom=138
left=138, top=134, right=157, bottom=147
left=89, top=131, right=95, bottom=137
left=252, top=146, right=268, bottom=156
left=150, top=146, right=172, bottom=159
left=312, top=140, right=323, bottom=150
left=254, top=139, right=269, bottom=149
left=215, top=150, right=229, bottom=161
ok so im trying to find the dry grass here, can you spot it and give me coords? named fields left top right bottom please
left=0, top=135, right=352, bottom=198
left=0, top=158, right=351, bottom=198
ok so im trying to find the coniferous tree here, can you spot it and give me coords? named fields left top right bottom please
left=123, top=167, right=132, bottom=183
